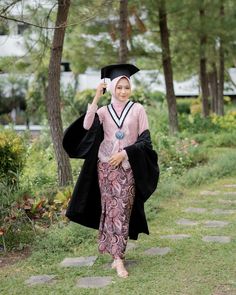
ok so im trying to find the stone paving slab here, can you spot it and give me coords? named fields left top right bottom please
left=25, top=275, right=56, bottom=285
left=77, top=276, right=113, bottom=288
left=223, top=184, right=236, bottom=188
left=176, top=218, right=199, bottom=226
left=126, top=242, right=137, bottom=251
left=144, top=247, right=171, bottom=256
left=223, top=191, right=236, bottom=195
left=213, top=284, right=236, bottom=295
left=202, top=236, right=231, bottom=243
left=60, top=256, right=97, bottom=267
left=124, top=259, right=138, bottom=268
left=184, top=207, right=207, bottom=213
left=160, top=234, right=191, bottom=240
left=203, top=220, right=229, bottom=228
left=200, top=191, right=220, bottom=196
left=218, top=199, right=236, bottom=205
left=212, top=209, right=236, bottom=215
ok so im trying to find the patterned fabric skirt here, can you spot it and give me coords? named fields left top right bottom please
left=97, top=161, right=135, bottom=259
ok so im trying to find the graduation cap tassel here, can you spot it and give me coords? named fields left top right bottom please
left=103, top=78, right=106, bottom=94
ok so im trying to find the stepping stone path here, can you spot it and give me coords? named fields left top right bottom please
left=223, top=191, right=236, bottom=195
left=184, top=207, right=207, bottom=213
left=126, top=242, right=137, bottom=251
left=160, top=234, right=191, bottom=240
left=213, top=284, right=236, bottom=295
left=176, top=218, right=198, bottom=226
left=60, top=256, right=97, bottom=267
left=144, top=247, right=171, bottom=256
left=218, top=199, right=236, bottom=205
left=202, top=236, right=231, bottom=243
left=200, top=191, right=220, bottom=196
left=25, top=275, right=56, bottom=285
left=223, top=184, right=236, bottom=188
left=212, top=209, right=236, bottom=215
left=77, top=276, right=113, bottom=288
left=203, top=220, right=229, bottom=228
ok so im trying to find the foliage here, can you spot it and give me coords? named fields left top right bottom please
left=0, top=129, right=27, bottom=185
left=203, top=131, right=236, bottom=147
left=25, top=69, right=48, bottom=125
left=179, top=113, right=221, bottom=133
left=210, top=111, right=236, bottom=130
left=32, top=222, right=96, bottom=258
left=0, top=186, right=72, bottom=251
left=0, top=74, right=28, bottom=123
left=176, top=98, right=193, bottom=114
left=181, top=148, right=236, bottom=186
left=131, top=88, right=165, bottom=105
left=179, top=108, right=236, bottom=134
left=156, top=134, right=208, bottom=178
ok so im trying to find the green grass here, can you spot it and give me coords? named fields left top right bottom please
left=1, top=173, right=236, bottom=294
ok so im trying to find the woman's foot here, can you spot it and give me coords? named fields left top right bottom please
left=112, top=258, right=128, bottom=278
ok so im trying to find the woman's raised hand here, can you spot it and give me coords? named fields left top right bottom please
left=93, top=82, right=107, bottom=104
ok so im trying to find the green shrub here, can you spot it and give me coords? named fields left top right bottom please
left=203, top=131, right=236, bottom=148
left=181, top=149, right=236, bottom=186
left=0, top=129, right=27, bottom=185
left=156, top=134, right=208, bottom=178
left=211, top=111, right=236, bottom=131
left=149, top=104, right=169, bottom=136
left=131, top=89, right=165, bottom=105
left=32, top=222, right=96, bottom=259
left=177, top=98, right=193, bottom=114
left=179, top=113, right=221, bottom=133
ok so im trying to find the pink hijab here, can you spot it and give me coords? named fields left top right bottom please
left=107, top=75, right=131, bottom=114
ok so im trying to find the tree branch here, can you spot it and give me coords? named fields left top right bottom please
left=0, top=12, right=106, bottom=30
left=0, top=0, right=114, bottom=30
left=0, top=0, right=21, bottom=15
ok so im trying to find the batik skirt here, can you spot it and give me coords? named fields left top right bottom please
left=97, top=161, right=135, bottom=259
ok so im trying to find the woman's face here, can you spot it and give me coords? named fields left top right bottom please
left=115, top=77, right=131, bottom=102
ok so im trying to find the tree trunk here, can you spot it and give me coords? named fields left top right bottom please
left=199, top=7, right=210, bottom=117
left=217, top=2, right=224, bottom=116
left=208, top=63, right=218, bottom=113
left=158, top=0, right=178, bottom=134
left=45, top=0, right=73, bottom=186
left=119, top=0, right=128, bottom=63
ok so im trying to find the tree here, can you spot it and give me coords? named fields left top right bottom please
left=199, top=3, right=210, bottom=117
left=217, top=1, right=225, bottom=116
left=45, top=0, right=73, bottom=186
left=119, top=0, right=128, bottom=63
left=158, top=0, right=178, bottom=134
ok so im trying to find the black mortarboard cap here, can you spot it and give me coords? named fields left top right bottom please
left=101, top=63, right=140, bottom=80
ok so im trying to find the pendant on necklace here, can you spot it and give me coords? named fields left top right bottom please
left=115, top=130, right=125, bottom=140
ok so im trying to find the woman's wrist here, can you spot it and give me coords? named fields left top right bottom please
left=92, top=96, right=100, bottom=105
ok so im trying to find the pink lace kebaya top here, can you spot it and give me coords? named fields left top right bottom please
left=83, top=77, right=149, bottom=169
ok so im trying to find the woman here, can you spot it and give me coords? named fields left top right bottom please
left=62, top=64, right=159, bottom=278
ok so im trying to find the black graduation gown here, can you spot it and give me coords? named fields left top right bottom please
left=62, top=113, right=159, bottom=240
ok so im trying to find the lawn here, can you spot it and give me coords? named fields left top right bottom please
left=1, top=175, right=236, bottom=295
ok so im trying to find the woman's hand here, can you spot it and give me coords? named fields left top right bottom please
left=93, top=82, right=107, bottom=105
left=108, top=151, right=125, bottom=167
